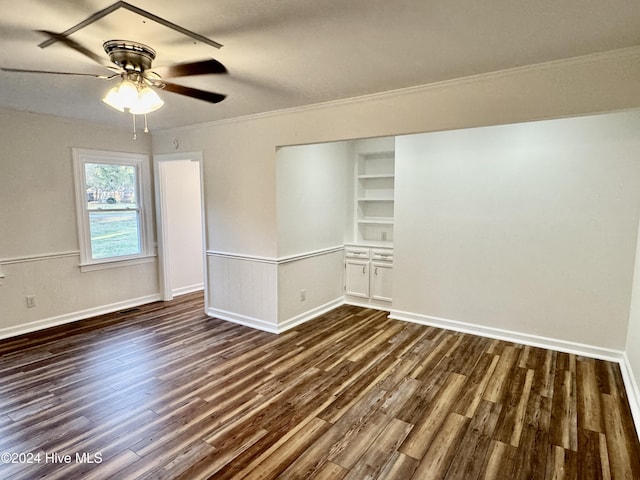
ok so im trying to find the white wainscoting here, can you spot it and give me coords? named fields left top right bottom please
left=0, top=251, right=160, bottom=340
left=206, top=246, right=344, bottom=333
left=206, top=251, right=279, bottom=331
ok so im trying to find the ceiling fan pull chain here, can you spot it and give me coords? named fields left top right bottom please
left=144, top=114, right=149, bottom=133
left=132, top=114, right=137, bottom=140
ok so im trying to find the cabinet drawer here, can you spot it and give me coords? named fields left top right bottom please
left=345, top=247, right=370, bottom=259
left=371, top=249, right=393, bottom=262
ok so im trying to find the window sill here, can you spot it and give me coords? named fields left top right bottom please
left=79, top=255, right=156, bottom=272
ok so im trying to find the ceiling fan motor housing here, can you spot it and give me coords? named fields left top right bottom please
left=103, top=40, right=156, bottom=72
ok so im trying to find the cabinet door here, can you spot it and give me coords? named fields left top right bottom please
left=370, top=262, right=393, bottom=302
left=345, top=260, right=369, bottom=298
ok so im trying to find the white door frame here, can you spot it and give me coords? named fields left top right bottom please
left=154, top=151, right=206, bottom=302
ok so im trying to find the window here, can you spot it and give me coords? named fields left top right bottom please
left=73, top=149, right=153, bottom=270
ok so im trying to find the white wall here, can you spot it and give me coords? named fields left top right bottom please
left=277, top=250, right=345, bottom=326
left=276, top=141, right=353, bottom=323
left=0, top=109, right=158, bottom=338
left=393, top=111, right=640, bottom=351
left=276, top=141, right=353, bottom=256
left=159, top=159, right=204, bottom=296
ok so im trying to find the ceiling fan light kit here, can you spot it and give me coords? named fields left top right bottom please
left=102, top=76, right=165, bottom=115
left=1, top=3, right=227, bottom=138
left=101, top=41, right=165, bottom=117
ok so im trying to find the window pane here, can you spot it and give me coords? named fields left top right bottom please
left=89, top=211, right=141, bottom=259
left=85, top=163, right=137, bottom=209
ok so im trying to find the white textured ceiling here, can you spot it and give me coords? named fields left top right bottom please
left=0, top=0, right=639, bottom=130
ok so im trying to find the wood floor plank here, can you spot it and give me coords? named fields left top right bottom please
left=445, top=400, right=502, bottom=480
left=481, top=439, right=518, bottom=479
left=327, top=409, right=390, bottom=469
left=577, top=360, right=604, bottom=433
left=376, top=451, right=419, bottom=479
left=309, top=460, right=348, bottom=480
left=601, top=393, right=640, bottom=480
left=524, top=390, right=552, bottom=433
left=512, top=427, right=549, bottom=480
left=342, top=417, right=412, bottom=480
left=549, top=368, right=578, bottom=451
left=483, top=345, right=520, bottom=403
left=0, top=292, right=638, bottom=480
left=599, top=431, right=613, bottom=480
left=399, top=371, right=467, bottom=459
left=411, top=412, right=470, bottom=479
left=493, top=367, right=534, bottom=447
left=545, top=445, right=567, bottom=480
left=395, top=355, right=453, bottom=425
left=577, top=428, right=606, bottom=479
left=453, top=353, right=500, bottom=418
left=238, top=416, right=331, bottom=480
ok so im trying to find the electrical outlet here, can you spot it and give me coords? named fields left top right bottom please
left=26, top=295, right=37, bottom=308
left=300, top=289, right=306, bottom=301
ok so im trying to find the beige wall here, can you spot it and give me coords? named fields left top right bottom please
left=0, top=109, right=158, bottom=338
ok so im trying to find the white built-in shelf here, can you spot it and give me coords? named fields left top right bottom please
left=357, top=197, right=394, bottom=202
left=357, top=217, right=394, bottom=225
left=357, top=174, right=395, bottom=180
left=355, top=148, right=395, bottom=244
left=346, top=240, right=393, bottom=248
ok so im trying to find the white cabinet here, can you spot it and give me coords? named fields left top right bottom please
left=371, top=260, right=393, bottom=302
left=345, top=259, right=369, bottom=298
left=345, top=138, right=395, bottom=310
left=344, top=246, right=393, bottom=307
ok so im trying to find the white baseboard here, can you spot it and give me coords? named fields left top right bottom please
left=0, top=294, right=162, bottom=341
left=277, top=298, right=345, bottom=333
left=619, top=353, right=640, bottom=437
left=206, top=307, right=280, bottom=334
left=207, top=297, right=345, bottom=334
left=345, top=298, right=392, bottom=312
left=389, top=309, right=624, bottom=362
left=172, top=283, right=204, bottom=297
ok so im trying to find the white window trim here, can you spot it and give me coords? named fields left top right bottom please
left=72, top=148, right=155, bottom=271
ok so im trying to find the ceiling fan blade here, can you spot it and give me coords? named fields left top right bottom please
left=1, top=67, right=113, bottom=78
left=160, top=81, right=226, bottom=103
left=154, top=59, right=227, bottom=78
left=37, top=30, right=110, bottom=68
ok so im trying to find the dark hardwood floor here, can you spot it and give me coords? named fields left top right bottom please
left=0, top=292, right=638, bottom=479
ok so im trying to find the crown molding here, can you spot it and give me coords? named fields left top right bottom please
left=158, top=45, right=640, bottom=134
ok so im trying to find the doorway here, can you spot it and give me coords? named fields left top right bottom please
left=154, top=152, right=206, bottom=301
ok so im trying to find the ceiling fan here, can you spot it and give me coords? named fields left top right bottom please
left=1, top=30, right=227, bottom=133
